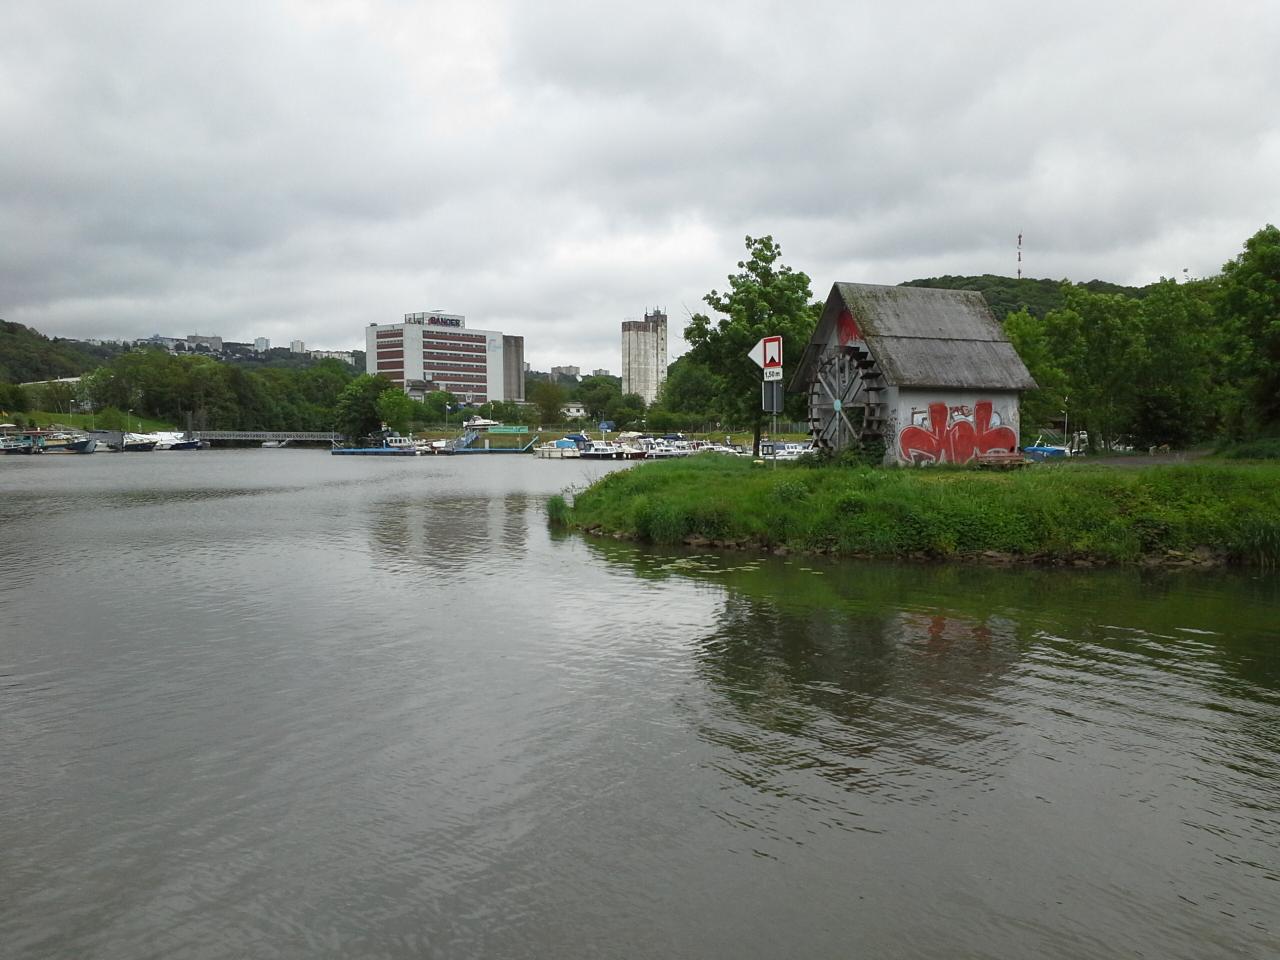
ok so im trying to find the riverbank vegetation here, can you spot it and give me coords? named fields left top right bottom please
left=548, top=456, right=1280, bottom=567
left=644, top=226, right=1280, bottom=450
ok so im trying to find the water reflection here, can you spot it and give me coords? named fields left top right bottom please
left=367, top=494, right=535, bottom=576
left=585, top=540, right=1280, bottom=906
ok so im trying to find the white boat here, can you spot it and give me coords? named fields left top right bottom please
left=383, top=435, right=421, bottom=455
left=535, top=439, right=582, bottom=459
left=642, top=440, right=684, bottom=459
left=535, top=435, right=586, bottom=459
left=773, top=442, right=814, bottom=461
left=579, top=440, right=627, bottom=460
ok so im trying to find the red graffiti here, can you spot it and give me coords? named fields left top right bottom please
left=837, top=309, right=862, bottom=346
left=897, top=400, right=1017, bottom=464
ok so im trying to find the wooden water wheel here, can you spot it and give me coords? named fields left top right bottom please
left=807, top=343, right=887, bottom=452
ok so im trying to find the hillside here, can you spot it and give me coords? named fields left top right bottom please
left=0, top=320, right=124, bottom=383
left=900, top=274, right=1151, bottom=319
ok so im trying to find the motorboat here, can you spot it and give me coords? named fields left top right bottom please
left=42, top=433, right=97, bottom=453
left=772, top=442, right=814, bottom=461
left=105, top=432, right=159, bottom=452
left=0, top=434, right=45, bottom=454
left=642, top=439, right=684, bottom=458
left=153, top=432, right=203, bottom=450
left=534, top=437, right=582, bottom=459
left=1023, top=436, right=1070, bottom=461
left=330, top=433, right=420, bottom=456
left=579, top=439, right=628, bottom=460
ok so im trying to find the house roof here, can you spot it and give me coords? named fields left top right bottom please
left=790, top=283, right=1037, bottom=391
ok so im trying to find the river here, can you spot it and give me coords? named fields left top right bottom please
left=1, top=450, right=1276, bottom=959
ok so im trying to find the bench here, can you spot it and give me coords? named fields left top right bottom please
left=975, top=451, right=1028, bottom=469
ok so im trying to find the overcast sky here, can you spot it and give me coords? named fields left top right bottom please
left=3, top=1, right=1277, bottom=372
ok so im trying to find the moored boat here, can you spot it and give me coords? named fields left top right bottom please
left=110, top=432, right=159, bottom=452
left=43, top=433, right=97, bottom=453
left=579, top=439, right=627, bottom=460
left=331, top=433, right=420, bottom=456
left=534, top=436, right=583, bottom=459
left=0, top=434, right=45, bottom=454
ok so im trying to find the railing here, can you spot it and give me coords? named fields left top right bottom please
left=192, top=431, right=338, bottom=441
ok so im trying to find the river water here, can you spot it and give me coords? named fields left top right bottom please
left=1, top=450, right=1277, bottom=959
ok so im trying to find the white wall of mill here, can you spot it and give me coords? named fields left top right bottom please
left=885, top=387, right=1022, bottom=465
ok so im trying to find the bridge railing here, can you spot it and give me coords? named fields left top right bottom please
left=192, top=431, right=338, bottom=441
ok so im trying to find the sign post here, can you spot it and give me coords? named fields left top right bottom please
left=748, top=336, right=784, bottom=462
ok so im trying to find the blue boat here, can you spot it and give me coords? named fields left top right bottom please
left=1023, top=435, right=1070, bottom=462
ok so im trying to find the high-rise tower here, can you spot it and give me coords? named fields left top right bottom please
left=620, top=309, right=667, bottom=405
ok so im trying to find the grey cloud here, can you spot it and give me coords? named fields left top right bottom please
left=2, top=0, right=1278, bottom=373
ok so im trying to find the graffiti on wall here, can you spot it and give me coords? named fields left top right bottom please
left=896, top=400, right=1017, bottom=465
left=836, top=309, right=863, bottom=347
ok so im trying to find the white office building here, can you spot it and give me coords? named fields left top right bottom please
left=365, top=311, right=523, bottom=403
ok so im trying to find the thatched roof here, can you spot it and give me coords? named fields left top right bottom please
left=790, top=283, right=1037, bottom=391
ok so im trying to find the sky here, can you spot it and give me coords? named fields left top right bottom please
left=3, top=1, right=1278, bottom=374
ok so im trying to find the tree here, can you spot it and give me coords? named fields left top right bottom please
left=607, top=392, right=646, bottom=430
left=578, top=376, right=622, bottom=421
left=529, top=379, right=566, bottom=426
left=656, top=354, right=718, bottom=415
left=684, top=236, right=819, bottom=453
left=373, top=391, right=419, bottom=435
left=1217, top=224, right=1280, bottom=430
left=1129, top=279, right=1217, bottom=446
left=376, top=387, right=419, bottom=434
left=1040, top=286, right=1145, bottom=449
left=1002, top=307, right=1067, bottom=434
left=334, top=374, right=396, bottom=439
left=0, top=382, right=29, bottom=413
left=421, top=390, right=456, bottom=424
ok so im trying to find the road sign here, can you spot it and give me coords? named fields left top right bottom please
left=748, top=335, right=783, bottom=369
left=763, top=367, right=783, bottom=381
left=761, top=380, right=783, bottom=413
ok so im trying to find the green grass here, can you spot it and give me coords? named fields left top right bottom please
left=1216, top=437, right=1280, bottom=460
left=18, top=410, right=177, bottom=432
left=557, top=455, right=1280, bottom=566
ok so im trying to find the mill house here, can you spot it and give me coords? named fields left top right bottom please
left=789, top=283, right=1037, bottom=465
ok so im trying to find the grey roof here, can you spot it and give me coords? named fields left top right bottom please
left=790, top=283, right=1037, bottom=391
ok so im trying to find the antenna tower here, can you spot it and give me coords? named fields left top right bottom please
left=1017, top=232, right=1023, bottom=280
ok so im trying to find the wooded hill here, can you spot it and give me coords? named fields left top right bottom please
left=900, top=274, right=1151, bottom=319
left=0, top=320, right=123, bottom=383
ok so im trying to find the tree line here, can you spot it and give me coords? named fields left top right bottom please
left=652, top=227, right=1280, bottom=449
left=5, top=225, right=1277, bottom=446
left=0, top=334, right=657, bottom=439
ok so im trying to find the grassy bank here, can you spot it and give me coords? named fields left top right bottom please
left=17, top=410, right=176, bottom=433
left=548, top=456, right=1280, bottom=567
left=1216, top=437, right=1280, bottom=460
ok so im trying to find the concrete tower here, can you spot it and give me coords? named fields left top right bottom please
left=620, top=309, right=667, bottom=405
